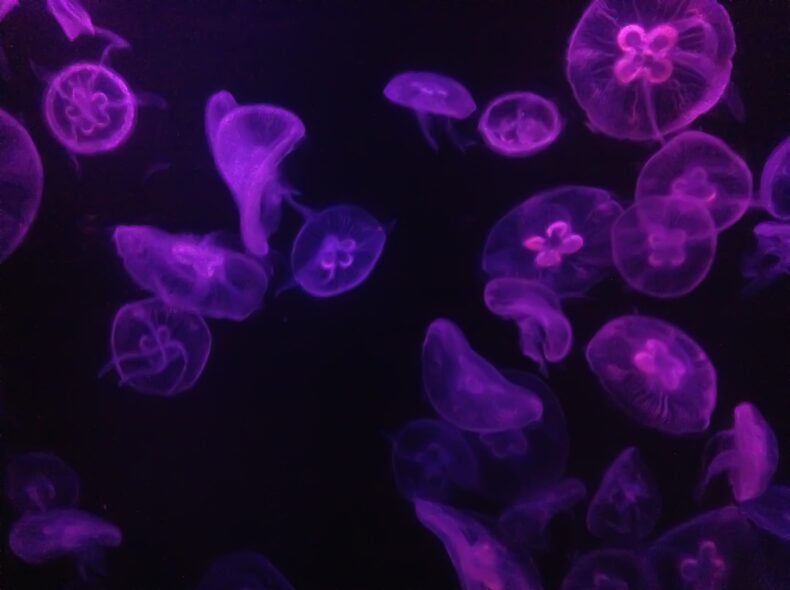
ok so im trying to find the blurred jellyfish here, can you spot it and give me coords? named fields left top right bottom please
left=484, top=278, right=572, bottom=368
left=0, top=109, right=43, bottom=263
left=478, top=91, right=562, bottom=157
left=5, top=452, right=80, bottom=514
left=698, top=402, right=778, bottom=503
left=197, top=551, right=294, bottom=590
left=483, top=185, right=623, bottom=296
left=587, top=447, right=661, bottom=543
left=586, top=315, right=716, bottom=435
left=566, top=0, right=735, bottom=141
left=0, top=0, right=17, bottom=22
left=422, top=319, right=543, bottom=433
left=612, top=197, right=717, bottom=298
left=760, top=137, right=790, bottom=221
left=45, top=0, right=127, bottom=48
left=109, top=298, right=211, bottom=397
left=636, top=132, right=753, bottom=231
left=561, top=549, right=660, bottom=590
left=740, top=485, right=790, bottom=541
left=743, top=222, right=790, bottom=291
left=383, top=71, right=476, bottom=150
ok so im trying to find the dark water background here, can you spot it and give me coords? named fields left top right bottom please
left=0, top=1, right=788, bottom=588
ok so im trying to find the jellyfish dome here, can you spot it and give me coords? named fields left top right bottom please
left=5, top=452, right=80, bottom=514
left=636, top=132, right=753, bottom=230
left=566, top=0, right=736, bottom=141
left=586, top=315, right=716, bottom=435
left=612, top=197, right=717, bottom=298
left=740, top=485, right=790, bottom=542
left=743, top=222, right=790, bottom=290
left=760, top=136, right=790, bottom=220
left=197, top=551, right=295, bottom=590
left=561, top=549, right=660, bottom=590
left=478, top=91, right=562, bottom=157
left=483, top=185, right=623, bottom=296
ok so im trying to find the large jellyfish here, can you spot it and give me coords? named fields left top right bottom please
left=566, top=0, right=736, bottom=141
left=636, top=132, right=753, bottom=231
left=0, top=109, right=43, bottom=263
left=561, top=549, right=661, bottom=590
left=586, top=315, right=716, bottom=435
left=197, top=551, right=295, bottom=590
left=740, top=485, right=790, bottom=542
left=587, top=447, right=661, bottom=543
left=483, top=185, right=623, bottom=296
left=743, top=222, right=790, bottom=291
left=759, top=137, right=790, bottom=220
left=478, top=91, right=562, bottom=157
left=5, top=452, right=80, bottom=514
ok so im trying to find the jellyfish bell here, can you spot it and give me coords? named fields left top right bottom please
left=197, top=551, right=295, bottom=590
left=760, top=136, right=790, bottom=221
left=5, top=452, right=80, bottom=514
left=478, top=91, right=563, bottom=157
left=740, top=485, right=790, bottom=542
left=561, top=549, right=661, bottom=590
left=742, top=221, right=790, bottom=292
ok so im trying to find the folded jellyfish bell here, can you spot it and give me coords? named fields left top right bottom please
left=46, top=0, right=128, bottom=47
left=478, top=91, right=563, bottom=158
left=4, top=452, right=80, bottom=514
left=759, top=136, right=790, bottom=221
left=561, top=549, right=660, bottom=590
left=197, top=551, right=295, bottom=590
left=740, top=485, right=790, bottom=542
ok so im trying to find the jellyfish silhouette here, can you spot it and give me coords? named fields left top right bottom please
left=760, top=136, right=790, bottom=220
left=740, top=485, right=790, bottom=542
left=561, top=549, right=661, bottom=590
left=566, top=0, right=736, bottom=141
left=197, top=551, right=295, bottom=590
left=743, top=222, right=790, bottom=292
left=5, top=452, right=80, bottom=514
left=478, top=91, right=562, bottom=157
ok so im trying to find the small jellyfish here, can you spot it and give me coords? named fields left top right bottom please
left=743, top=222, right=790, bottom=291
left=561, top=549, right=661, bottom=590
left=0, top=0, right=17, bottom=22
left=197, top=551, right=294, bottom=590
left=612, top=197, right=717, bottom=298
left=566, top=0, right=735, bottom=141
left=636, top=132, right=753, bottom=231
left=290, top=204, right=386, bottom=297
left=478, top=91, right=562, bottom=157
left=586, top=315, right=716, bottom=435
left=5, top=452, right=80, bottom=514
left=587, top=447, right=661, bottom=543
left=759, top=137, right=790, bottom=220
left=698, top=402, right=778, bottom=503
left=109, top=298, right=212, bottom=397
left=740, top=485, right=790, bottom=542
left=422, top=319, right=543, bottom=433
left=383, top=71, right=476, bottom=150
left=0, top=109, right=43, bottom=263
left=483, top=185, right=623, bottom=296
left=45, top=0, right=127, bottom=47
left=484, top=278, right=573, bottom=368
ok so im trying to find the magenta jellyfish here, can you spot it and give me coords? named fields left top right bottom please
left=740, top=485, right=790, bottom=542
left=0, top=0, right=17, bottom=22
left=586, top=315, right=716, bottom=435
left=45, top=0, right=127, bottom=47
left=483, top=185, right=623, bottom=296
left=383, top=71, right=476, bottom=150
left=422, top=319, right=543, bottom=433
left=197, top=551, right=294, bottom=590
left=561, top=549, right=661, bottom=590
left=566, top=0, right=735, bottom=141
left=290, top=204, right=386, bottom=297
left=587, top=447, right=661, bottom=543
left=484, top=278, right=572, bottom=368
left=478, top=91, right=562, bottom=157
left=698, top=402, right=778, bottom=503
left=0, top=109, right=43, bottom=263
left=743, top=222, right=790, bottom=292
left=760, top=136, right=790, bottom=220
left=612, top=197, right=717, bottom=297
left=109, top=298, right=211, bottom=397
left=5, top=452, right=79, bottom=514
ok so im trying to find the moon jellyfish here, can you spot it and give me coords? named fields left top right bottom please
left=45, top=0, right=127, bottom=46
left=698, top=402, right=778, bottom=503
left=484, top=278, right=572, bottom=367
left=561, top=549, right=660, bottom=590
left=566, top=0, right=735, bottom=141
left=478, top=91, right=562, bottom=157
left=636, top=132, right=753, bottom=231
left=760, top=137, right=790, bottom=220
left=743, top=222, right=790, bottom=291
left=109, top=298, right=211, bottom=397
left=5, top=452, right=80, bottom=514
left=740, top=485, right=790, bottom=541
left=484, top=186, right=623, bottom=296
left=586, top=315, right=716, bottom=435
left=290, top=204, right=386, bottom=297
left=422, top=319, right=543, bottom=433
left=383, top=71, right=476, bottom=150
left=0, top=0, right=17, bottom=22
left=0, top=109, right=43, bottom=263
left=612, top=197, right=717, bottom=297
left=197, top=551, right=294, bottom=590
left=587, top=447, right=661, bottom=543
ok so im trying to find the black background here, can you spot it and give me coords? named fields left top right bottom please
left=0, top=0, right=788, bottom=588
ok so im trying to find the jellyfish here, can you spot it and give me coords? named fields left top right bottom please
left=197, top=551, right=294, bottom=590
left=0, top=109, right=43, bottom=263
left=759, top=136, right=790, bottom=221
left=0, top=0, right=17, bottom=22
left=114, top=226, right=269, bottom=321
left=585, top=315, right=716, bottom=435
left=290, top=204, right=386, bottom=297
left=566, top=0, right=736, bottom=141
left=422, top=319, right=543, bottom=433
left=561, top=549, right=661, bottom=590
left=587, top=447, right=661, bottom=543
left=611, top=197, right=717, bottom=298
left=483, top=185, right=623, bottom=296
left=478, top=91, right=562, bottom=157
left=743, top=222, right=790, bottom=291
left=45, top=0, right=127, bottom=48
left=740, top=485, right=790, bottom=541
left=108, top=298, right=212, bottom=397
left=698, top=402, right=778, bottom=503
left=635, top=132, right=753, bottom=231
left=5, top=452, right=80, bottom=514
left=383, top=71, right=476, bottom=150
left=484, top=278, right=573, bottom=368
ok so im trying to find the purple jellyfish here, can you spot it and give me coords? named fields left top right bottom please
left=422, top=319, right=543, bottom=433
left=478, top=91, right=562, bottom=157
left=740, top=485, right=790, bottom=542
left=587, top=447, right=661, bottom=543
left=586, top=315, right=716, bottom=435
left=290, top=204, right=386, bottom=297
left=383, top=71, right=476, bottom=150
left=5, top=452, right=80, bottom=514
left=566, top=0, right=736, bottom=141
left=45, top=0, right=127, bottom=47
left=698, top=402, right=778, bottom=503
left=636, top=132, right=753, bottom=231
left=743, top=222, right=790, bottom=291
left=483, top=186, right=623, bottom=296
left=114, top=225, right=269, bottom=321
left=612, top=197, right=717, bottom=298
left=197, top=551, right=294, bottom=590
left=760, top=137, right=790, bottom=220
left=0, top=109, right=43, bottom=263
left=561, top=549, right=661, bottom=590
left=484, top=278, right=573, bottom=368
left=0, top=0, right=17, bottom=22
left=109, top=298, right=212, bottom=397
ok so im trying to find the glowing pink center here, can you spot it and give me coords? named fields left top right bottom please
left=614, top=24, right=678, bottom=85
left=672, top=167, right=717, bottom=203
left=647, top=227, right=687, bottom=268
left=633, top=338, right=686, bottom=390
left=523, top=221, right=584, bottom=268
left=680, top=540, right=727, bottom=588
left=320, top=236, right=357, bottom=275
left=64, top=87, right=111, bottom=135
